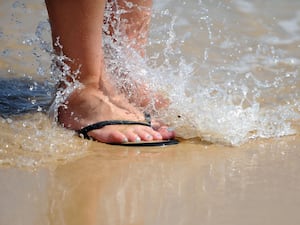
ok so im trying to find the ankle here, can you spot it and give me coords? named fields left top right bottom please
left=77, top=76, right=100, bottom=89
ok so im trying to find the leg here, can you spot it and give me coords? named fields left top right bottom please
left=105, top=0, right=168, bottom=108
left=46, top=0, right=105, bottom=86
left=119, top=0, right=152, bottom=56
left=45, top=0, right=174, bottom=143
left=106, top=0, right=152, bottom=56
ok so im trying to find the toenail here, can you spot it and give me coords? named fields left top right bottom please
left=135, top=136, right=141, bottom=142
left=156, top=133, right=162, bottom=139
left=146, top=134, right=153, bottom=140
left=122, top=137, right=129, bottom=143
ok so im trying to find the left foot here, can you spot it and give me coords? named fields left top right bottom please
left=58, top=84, right=175, bottom=144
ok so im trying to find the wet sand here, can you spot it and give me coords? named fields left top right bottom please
left=1, top=124, right=300, bottom=225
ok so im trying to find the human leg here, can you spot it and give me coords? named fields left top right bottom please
left=45, top=0, right=174, bottom=143
left=105, top=0, right=152, bottom=56
left=105, top=0, right=168, bottom=108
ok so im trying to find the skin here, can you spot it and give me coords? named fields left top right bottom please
left=45, top=0, right=175, bottom=144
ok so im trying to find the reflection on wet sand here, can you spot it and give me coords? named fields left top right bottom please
left=0, top=168, right=50, bottom=225
left=1, top=136, right=300, bottom=225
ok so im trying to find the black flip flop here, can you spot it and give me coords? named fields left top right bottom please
left=77, top=120, right=178, bottom=146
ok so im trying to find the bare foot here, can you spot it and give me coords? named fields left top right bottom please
left=58, top=84, right=175, bottom=144
left=100, top=70, right=169, bottom=110
left=121, top=80, right=170, bottom=109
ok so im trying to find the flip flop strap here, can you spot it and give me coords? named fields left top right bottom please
left=78, top=120, right=151, bottom=139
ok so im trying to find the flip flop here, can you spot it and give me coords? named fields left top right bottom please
left=77, top=120, right=178, bottom=146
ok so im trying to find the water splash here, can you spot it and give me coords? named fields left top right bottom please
left=0, top=113, right=90, bottom=168
left=103, top=0, right=300, bottom=145
left=47, top=37, right=84, bottom=121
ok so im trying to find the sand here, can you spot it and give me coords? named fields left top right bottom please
left=1, top=122, right=299, bottom=225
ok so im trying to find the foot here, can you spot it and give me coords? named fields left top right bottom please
left=58, top=84, right=175, bottom=144
left=121, top=80, right=170, bottom=110
left=100, top=70, right=169, bottom=110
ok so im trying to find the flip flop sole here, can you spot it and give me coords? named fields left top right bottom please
left=109, top=139, right=179, bottom=146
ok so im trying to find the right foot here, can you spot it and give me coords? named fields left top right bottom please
left=58, top=85, right=175, bottom=144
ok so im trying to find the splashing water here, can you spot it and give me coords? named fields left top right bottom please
left=0, top=0, right=300, bottom=147
left=0, top=113, right=90, bottom=168
left=102, top=0, right=300, bottom=145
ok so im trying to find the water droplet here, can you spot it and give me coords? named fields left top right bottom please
left=12, top=1, right=26, bottom=9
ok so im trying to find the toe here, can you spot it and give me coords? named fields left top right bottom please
left=124, top=130, right=142, bottom=143
left=135, top=129, right=154, bottom=141
left=82, top=124, right=174, bottom=144
left=91, top=129, right=128, bottom=144
left=108, top=131, right=129, bottom=143
left=157, top=126, right=175, bottom=140
left=139, top=127, right=163, bottom=141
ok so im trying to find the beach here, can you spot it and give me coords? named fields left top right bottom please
left=1, top=0, right=300, bottom=224
left=0, top=117, right=300, bottom=225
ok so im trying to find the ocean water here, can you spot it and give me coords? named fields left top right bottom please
left=147, top=0, right=300, bottom=145
left=0, top=0, right=299, bottom=148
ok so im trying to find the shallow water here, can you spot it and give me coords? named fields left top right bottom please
left=0, top=0, right=300, bottom=224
